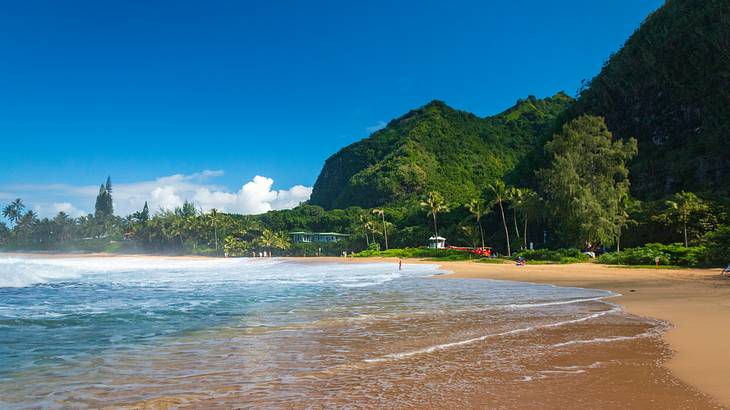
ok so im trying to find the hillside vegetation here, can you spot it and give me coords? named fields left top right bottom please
left=310, top=93, right=573, bottom=209
left=571, top=0, right=730, bottom=198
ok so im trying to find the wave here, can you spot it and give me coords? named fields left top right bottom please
left=551, top=319, right=668, bottom=347
left=0, top=256, right=431, bottom=288
left=364, top=305, right=622, bottom=363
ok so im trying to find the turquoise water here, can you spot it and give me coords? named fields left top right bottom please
left=0, top=256, right=628, bottom=408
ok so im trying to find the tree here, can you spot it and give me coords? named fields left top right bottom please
left=274, top=231, right=291, bottom=254
left=140, top=202, right=150, bottom=222
left=538, top=115, right=637, bottom=249
left=421, top=191, right=449, bottom=239
left=224, top=235, right=249, bottom=257
left=614, top=193, right=636, bottom=252
left=258, top=228, right=277, bottom=256
left=372, top=209, right=389, bottom=250
left=2, top=198, right=25, bottom=226
left=488, top=181, right=512, bottom=256
left=514, top=188, right=542, bottom=250
left=0, top=221, right=9, bottom=244
left=210, top=208, right=220, bottom=251
left=653, top=191, right=708, bottom=247
left=507, top=186, right=523, bottom=241
left=94, top=179, right=113, bottom=219
left=466, top=198, right=489, bottom=249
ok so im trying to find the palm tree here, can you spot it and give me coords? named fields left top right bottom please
left=364, top=220, right=381, bottom=247
left=210, top=208, right=220, bottom=251
left=259, top=229, right=277, bottom=256
left=515, top=189, right=541, bottom=250
left=421, top=191, right=449, bottom=239
left=656, top=191, right=707, bottom=247
left=488, top=181, right=511, bottom=256
left=615, top=194, right=632, bottom=253
left=274, top=231, right=291, bottom=254
left=372, top=209, right=388, bottom=250
left=467, top=198, right=489, bottom=249
left=2, top=198, right=25, bottom=226
left=507, top=187, right=523, bottom=242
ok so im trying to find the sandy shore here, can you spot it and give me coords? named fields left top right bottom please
left=395, top=259, right=729, bottom=407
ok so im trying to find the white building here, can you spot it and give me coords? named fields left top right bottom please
left=428, top=236, right=446, bottom=249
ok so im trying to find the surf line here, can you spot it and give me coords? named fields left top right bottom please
left=364, top=304, right=621, bottom=363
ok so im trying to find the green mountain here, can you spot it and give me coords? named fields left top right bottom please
left=571, top=0, right=730, bottom=198
left=309, top=93, right=573, bottom=209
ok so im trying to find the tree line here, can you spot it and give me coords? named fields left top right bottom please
left=2, top=116, right=729, bottom=263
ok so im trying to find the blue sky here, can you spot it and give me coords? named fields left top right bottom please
left=0, top=0, right=663, bottom=217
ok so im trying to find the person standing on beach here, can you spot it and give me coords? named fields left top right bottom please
left=399, top=259, right=402, bottom=271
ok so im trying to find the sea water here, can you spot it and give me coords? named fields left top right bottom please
left=0, top=256, right=657, bottom=408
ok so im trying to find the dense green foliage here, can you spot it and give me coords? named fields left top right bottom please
left=353, top=247, right=483, bottom=261
left=94, top=177, right=114, bottom=219
left=571, top=0, right=730, bottom=198
left=597, top=243, right=707, bottom=267
left=538, top=115, right=637, bottom=248
left=310, top=94, right=573, bottom=209
left=512, top=248, right=590, bottom=264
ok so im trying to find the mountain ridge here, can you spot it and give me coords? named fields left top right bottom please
left=309, top=92, right=573, bottom=209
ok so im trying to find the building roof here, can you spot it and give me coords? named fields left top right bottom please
left=289, top=231, right=350, bottom=236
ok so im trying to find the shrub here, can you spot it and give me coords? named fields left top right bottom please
left=597, top=243, right=705, bottom=266
left=512, top=248, right=590, bottom=264
left=702, top=225, right=730, bottom=266
left=353, top=247, right=481, bottom=260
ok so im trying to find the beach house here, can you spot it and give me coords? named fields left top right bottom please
left=289, top=232, right=350, bottom=244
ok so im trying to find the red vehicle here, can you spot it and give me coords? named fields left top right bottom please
left=447, top=246, right=492, bottom=257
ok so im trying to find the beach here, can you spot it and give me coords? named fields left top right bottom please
left=431, top=260, right=730, bottom=407
left=1, top=253, right=728, bottom=408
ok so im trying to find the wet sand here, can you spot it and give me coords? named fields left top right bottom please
left=316, top=257, right=729, bottom=407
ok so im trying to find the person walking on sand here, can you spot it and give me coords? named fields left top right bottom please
left=399, top=259, right=402, bottom=271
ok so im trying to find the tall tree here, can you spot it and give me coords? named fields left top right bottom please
left=507, top=187, right=523, bottom=241
left=514, top=188, right=542, bottom=250
left=488, top=181, right=512, bottom=256
left=538, top=115, right=637, bottom=249
left=653, top=191, right=708, bottom=247
left=372, top=209, right=388, bottom=250
left=2, top=198, right=25, bottom=226
left=614, top=193, right=636, bottom=252
left=466, top=198, right=489, bottom=249
left=140, top=202, right=150, bottom=222
left=210, top=208, right=220, bottom=251
left=421, top=191, right=449, bottom=240
left=94, top=179, right=113, bottom=219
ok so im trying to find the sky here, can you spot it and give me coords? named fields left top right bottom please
left=0, top=0, right=663, bottom=218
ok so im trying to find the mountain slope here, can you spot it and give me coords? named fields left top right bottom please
left=572, top=0, right=730, bottom=198
left=310, top=93, right=573, bottom=209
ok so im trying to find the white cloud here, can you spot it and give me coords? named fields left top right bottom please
left=52, top=202, right=86, bottom=217
left=0, top=170, right=312, bottom=219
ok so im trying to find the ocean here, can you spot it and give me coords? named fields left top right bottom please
left=0, top=256, right=668, bottom=408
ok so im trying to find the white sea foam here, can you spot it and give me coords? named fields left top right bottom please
left=0, top=256, right=433, bottom=288
left=504, top=294, right=619, bottom=309
left=364, top=305, right=622, bottom=363
left=551, top=321, right=667, bottom=347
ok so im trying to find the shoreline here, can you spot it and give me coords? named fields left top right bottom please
left=432, top=260, right=730, bottom=407
left=289, top=256, right=730, bottom=406
left=4, top=253, right=729, bottom=406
